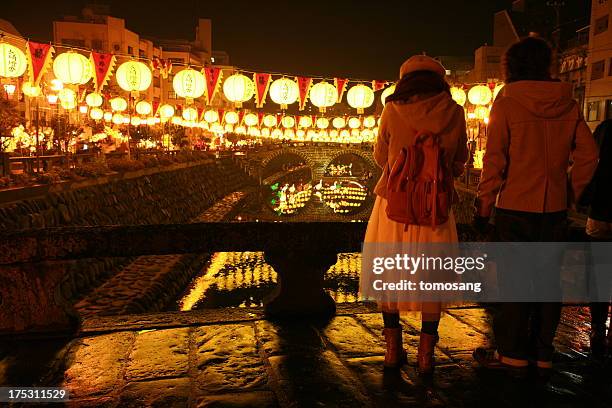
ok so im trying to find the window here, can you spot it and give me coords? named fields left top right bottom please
left=139, top=49, right=146, bottom=58
left=168, top=91, right=177, bottom=99
left=169, top=58, right=185, bottom=64
left=153, top=76, right=161, bottom=88
left=595, top=15, right=609, bottom=35
left=91, top=39, right=103, bottom=51
left=127, top=46, right=134, bottom=56
left=592, top=60, right=606, bottom=80
left=587, top=101, right=601, bottom=122
left=62, top=38, right=85, bottom=47
left=606, top=100, right=612, bottom=120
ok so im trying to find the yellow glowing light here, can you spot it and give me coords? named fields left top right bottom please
left=381, top=84, right=396, bottom=105
left=131, top=117, right=141, bottom=126
left=58, top=88, right=77, bottom=109
left=109, top=97, right=127, bottom=112
left=211, top=123, right=224, bottom=133
left=21, top=82, right=41, bottom=97
left=235, top=125, right=246, bottom=135
left=89, top=107, right=104, bottom=120
left=363, top=116, right=376, bottom=128
left=53, top=52, right=92, bottom=85
left=112, top=113, right=124, bottom=124
left=332, top=117, right=346, bottom=129
left=473, top=149, right=485, bottom=169
left=284, top=128, right=295, bottom=139
left=173, top=68, right=206, bottom=99
left=50, top=79, right=64, bottom=91
left=493, top=83, right=504, bottom=100
left=146, top=117, right=156, bottom=126
left=0, top=43, right=27, bottom=78
left=348, top=117, right=361, bottom=129
left=204, top=109, right=219, bottom=123
left=281, top=116, right=295, bottom=128
left=116, top=60, right=152, bottom=92
left=296, top=129, right=305, bottom=138
left=468, top=85, right=492, bottom=106
left=309, top=81, right=337, bottom=112
left=261, top=127, right=270, bottom=137
left=85, top=92, right=103, bottom=107
left=135, top=100, right=152, bottom=115
left=316, top=117, right=329, bottom=129
left=79, top=105, right=88, bottom=114
left=474, top=105, right=490, bottom=120
left=269, top=77, right=299, bottom=108
left=159, top=104, right=175, bottom=119
left=263, top=114, right=277, bottom=128
left=223, top=73, right=254, bottom=105
left=271, top=128, right=283, bottom=138
left=450, top=87, right=467, bottom=106
left=340, top=129, right=350, bottom=138
left=47, top=94, right=58, bottom=104
left=224, top=123, right=234, bottom=132
left=103, top=111, right=113, bottom=121
left=299, top=116, right=313, bottom=128
left=347, top=84, right=374, bottom=113
left=224, top=111, right=239, bottom=125
left=182, top=107, right=198, bottom=122
left=244, top=113, right=258, bottom=127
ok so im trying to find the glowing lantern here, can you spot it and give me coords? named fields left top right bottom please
left=381, top=84, right=396, bottom=105
left=263, top=114, right=277, bottom=128
left=281, top=116, right=295, bottom=128
left=0, top=43, right=27, bottom=78
left=493, top=83, right=504, bottom=100
left=204, top=110, right=219, bottom=123
left=269, top=77, right=299, bottom=108
left=79, top=105, right=88, bottom=114
left=468, top=85, right=492, bottom=106
left=89, top=107, right=104, bottom=120
left=131, top=117, right=141, bottom=126
left=309, top=81, right=337, bottom=112
left=235, top=125, right=246, bottom=135
left=261, top=128, right=270, bottom=137
left=361, top=129, right=374, bottom=139
left=211, top=123, right=224, bottom=133
left=296, top=129, right=305, bottom=139
left=348, top=117, right=361, bottom=129
left=112, top=113, right=124, bottom=124
left=223, top=73, right=254, bottom=106
left=103, top=111, right=112, bottom=121
left=332, top=117, right=346, bottom=129
left=135, top=100, right=152, bottom=115
left=3, top=84, right=15, bottom=96
left=53, top=52, right=92, bottom=85
left=284, top=129, right=295, bottom=139
left=316, top=117, right=329, bottom=129
left=224, top=124, right=234, bottom=132
left=244, top=113, right=258, bottom=127
left=159, top=104, right=175, bottom=119
left=110, top=97, right=128, bottom=112
left=347, top=84, right=374, bottom=113
left=21, top=82, right=41, bottom=97
left=173, top=68, right=206, bottom=99
left=85, top=92, right=103, bottom=107
left=58, top=88, right=77, bottom=110
left=474, top=106, right=490, bottom=120
left=299, top=116, right=313, bottom=128
left=272, top=128, right=283, bottom=139
left=47, top=94, right=58, bottom=104
left=450, top=87, right=466, bottom=106
left=116, top=60, right=152, bottom=92
left=340, top=129, right=350, bottom=138
left=363, top=116, right=376, bottom=128
left=182, top=107, right=198, bottom=122
left=221, top=111, right=237, bottom=125
left=248, top=127, right=261, bottom=137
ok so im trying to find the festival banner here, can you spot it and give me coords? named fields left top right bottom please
left=238, top=110, right=246, bottom=126
left=26, top=41, right=54, bottom=86
left=152, top=101, right=160, bottom=117
left=198, top=107, right=205, bottom=121
left=372, top=80, right=388, bottom=92
left=257, top=111, right=265, bottom=127
left=90, top=52, right=116, bottom=92
left=218, top=109, right=225, bottom=124
left=153, top=57, right=172, bottom=79
left=253, top=73, right=271, bottom=108
left=296, top=76, right=312, bottom=111
left=203, top=66, right=223, bottom=105
left=334, top=78, right=348, bottom=103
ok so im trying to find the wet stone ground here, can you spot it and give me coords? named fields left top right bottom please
left=1, top=304, right=610, bottom=407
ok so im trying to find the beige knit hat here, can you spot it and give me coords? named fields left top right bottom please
left=399, top=55, right=446, bottom=78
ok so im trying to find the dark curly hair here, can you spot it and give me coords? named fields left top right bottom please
left=502, top=37, right=553, bottom=83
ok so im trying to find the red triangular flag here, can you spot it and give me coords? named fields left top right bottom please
left=334, top=78, right=348, bottom=103
left=26, top=41, right=54, bottom=86
left=372, top=80, right=388, bottom=92
left=152, top=101, right=160, bottom=117
left=257, top=111, right=265, bottom=127
left=296, top=77, right=312, bottom=111
left=90, top=52, right=116, bottom=92
left=217, top=109, right=225, bottom=123
left=203, top=67, right=223, bottom=105
left=253, top=73, right=271, bottom=108
left=238, top=110, right=246, bottom=126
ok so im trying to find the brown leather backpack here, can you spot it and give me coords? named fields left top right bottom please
left=385, top=130, right=452, bottom=229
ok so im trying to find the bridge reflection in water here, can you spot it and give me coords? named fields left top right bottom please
left=177, top=252, right=361, bottom=310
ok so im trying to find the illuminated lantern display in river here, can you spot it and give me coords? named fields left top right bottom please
left=85, top=92, right=103, bottom=107
left=346, top=84, right=374, bottom=113
left=0, top=43, right=27, bottom=78
left=309, top=81, right=337, bottom=112
left=380, top=84, right=396, bottom=105
left=269, top=77, right=299, bottom=109
left=115, top=60, right=152, bottom=92
left=468, top=84, right=492, bottom=106
left=223, top=73, right=254, bottom=106
left=110, top=97, right=128, bottom=112
left=450, top=87, right=467, bottom=106
left=158, top=104, right=175, bottom=119
left=135, top=100, right=152, bottom=115
left=173, top=68, right=206, bottom=99
left=53, top=52, right=92, bottom=85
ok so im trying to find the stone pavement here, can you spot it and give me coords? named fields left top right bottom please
left=1, top=304, right=610, bottom=407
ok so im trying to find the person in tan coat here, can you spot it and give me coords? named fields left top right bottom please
left=473, top=37, right=599, bottom=374
left=361, top=55, right=468, bottom=373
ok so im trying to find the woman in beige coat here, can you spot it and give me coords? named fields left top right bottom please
left=361, top=55, right=468, bottom=373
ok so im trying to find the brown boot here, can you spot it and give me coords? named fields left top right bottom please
left=383, top=327, right=408, bottom=369
left=417, top=332, right=438, bottom=375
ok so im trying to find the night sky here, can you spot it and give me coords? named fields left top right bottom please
left=1, top=0, right=556, bottom=80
